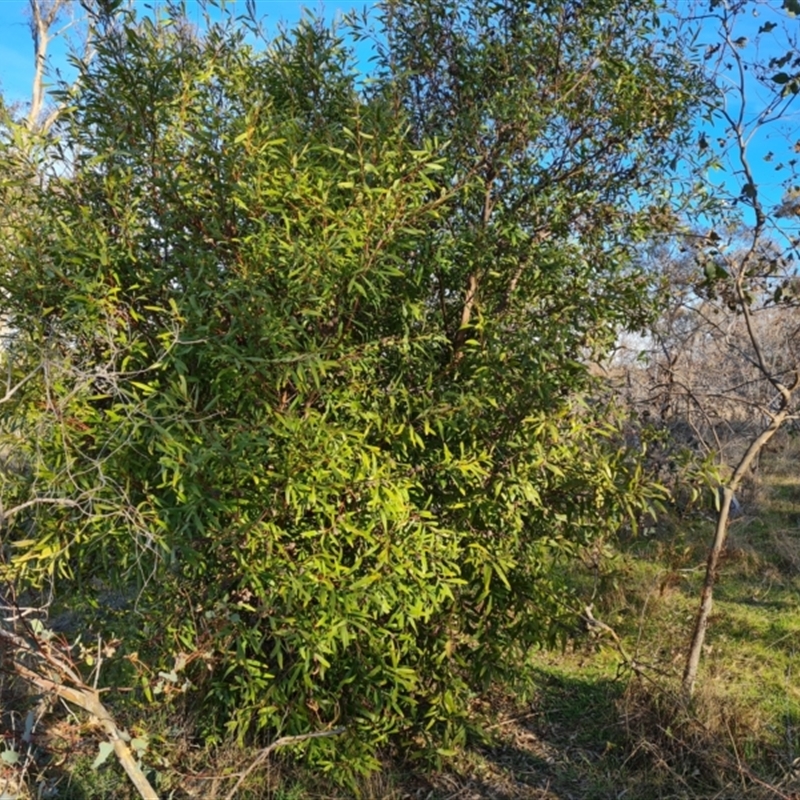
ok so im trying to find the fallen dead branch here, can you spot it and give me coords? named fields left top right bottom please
left=0, top=624, right=159, bottom=800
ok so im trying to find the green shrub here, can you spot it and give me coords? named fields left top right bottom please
left=0, top=0, right=700, bottom=770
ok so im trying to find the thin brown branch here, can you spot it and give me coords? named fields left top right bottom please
left=0, top=496, right=82, bottom=523
left=223, top=728, right=346, bottom=800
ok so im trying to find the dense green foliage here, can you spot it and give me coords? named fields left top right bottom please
left=0, top=0, right=700, bottom=769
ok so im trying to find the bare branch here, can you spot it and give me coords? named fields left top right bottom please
left=0, top=625, right=159, bottom=800
left=223, top=728, right=346, bottom=800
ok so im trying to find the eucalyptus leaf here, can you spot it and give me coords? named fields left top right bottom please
left=91, top=741, right=115, bottom=771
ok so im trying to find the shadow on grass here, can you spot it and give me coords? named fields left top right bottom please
left=424, top=662, right=791, bottom=800
left=419, top=669, right=639, bottom=800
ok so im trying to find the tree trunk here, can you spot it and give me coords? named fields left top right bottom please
left=682, top=407, right=791, bottom=699
left=682, top=485, right=733, bottom=697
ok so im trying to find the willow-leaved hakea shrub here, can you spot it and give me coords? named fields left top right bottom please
left=0, top=0, right=700, bottom=771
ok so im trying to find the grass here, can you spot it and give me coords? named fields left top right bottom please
left=4, top=435, right=800, bottom=798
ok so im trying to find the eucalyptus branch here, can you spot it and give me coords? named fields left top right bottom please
left=0, top=363, right=43, bottom=405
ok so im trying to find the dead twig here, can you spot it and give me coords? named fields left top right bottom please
left=0, top=626, right=159, bottom=800
left=582, top=604, right=635, bottom=668
left=223, top=727, right=346, bottom=800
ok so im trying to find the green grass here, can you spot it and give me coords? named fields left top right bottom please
left=507, top=431, right=800, bottom=799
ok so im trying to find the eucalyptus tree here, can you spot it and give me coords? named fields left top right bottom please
left=0, top=0, right=702, bottom=767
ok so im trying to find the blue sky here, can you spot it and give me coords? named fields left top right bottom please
left=0, top=1, right=371, bottom=107
left=0, top=0, right=35, bottom=103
